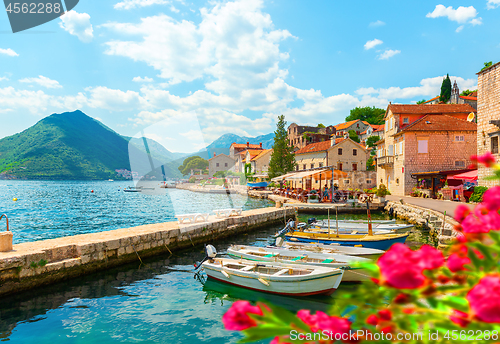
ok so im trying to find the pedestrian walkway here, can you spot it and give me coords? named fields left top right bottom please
left=386, top=195, right=475, bottom=217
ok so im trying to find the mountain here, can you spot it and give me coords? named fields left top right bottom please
left=124, top=136, right=188, bottom=163
left=0, top=110, right=182, bottom=180
left=195, top=133, right=275, bottom=159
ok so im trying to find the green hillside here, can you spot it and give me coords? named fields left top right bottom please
left=0, top=110, right=154, bottom=180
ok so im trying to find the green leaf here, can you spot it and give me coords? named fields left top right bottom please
left=240, top=325, right=291, bottom=343
left=440, top=296, right=469, bottom=313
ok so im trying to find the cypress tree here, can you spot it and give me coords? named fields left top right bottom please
left=268, top=115, right=295, bottom=179
left=439, top=74, right=452, bottom=103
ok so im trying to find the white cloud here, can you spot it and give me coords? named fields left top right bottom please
left=114, top=0, right=170, bottom=10
left=19, top=75, right=62, bottom=89
left=0, top=48, right=18, bottom=57
left=0, top=77, right=8, bottom=81
left=426, top=5, right=481, bottom=29
left=85, top=86, right=146, bottom=111
left=133, top=76, right=154, bottom=83
left=364, top=38, right=383, bottom=50
left=59, top=11, right=93, bottom=43
left=103, top=0, right=295, bottom=90
left=378, top=49, right=400, bottom=60
left=456, top=25, right=464, bottom=33
left=355, top=75, right=477, bottom=101
left=487, top=0, right=500, bottom=9
left=369, top=20, right=385, bottom=28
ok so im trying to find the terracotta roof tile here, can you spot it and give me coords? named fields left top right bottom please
left=295, top=141, right=331, bottom=154
left=240, top=149, right=263, bottom=156
left=397, top=114, right=477, bottom=133
left=459, top=95, right=477, bottom=101
left=388, top=103, right=476, bottom=115
left=422, top=96, right=439, bottom=104
left=334, top=120, right=361, bottom=130
left=251, top=149, right=272, bottom=161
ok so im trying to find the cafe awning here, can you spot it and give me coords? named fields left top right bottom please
left=270, top=172, right=296, bottom=182
left=285, top=169, right=327, bottom=180
left=447, top=170, right=478, bottom=182
left=311, top=169, right=348, bottom=180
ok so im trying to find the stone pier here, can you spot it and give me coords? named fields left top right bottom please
left=0, top=207, right=294, bottom=297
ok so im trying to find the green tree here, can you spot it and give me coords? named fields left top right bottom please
left=460, top=89, right=476, bottom=96
left=317, top=123, right=325, bottom=128
left=480, top=61, right=493, bottom=72
left=268, top=115, right=295, bottom=179
left=439, top=74, right=452, bottom=103
left=365, top=135, right=380, bottom=148
left=348, top=130, right=360, bottom=143
left=345, top=106, right=385, bottom=125
left=416, top=99, right=427, bottom=104
left=367, top=156, right=375, bottom=171
left=178, top=156, right=208, bottom=176
left=213, top=170, right=227, bottom=178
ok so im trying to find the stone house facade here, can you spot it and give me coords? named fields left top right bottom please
left=327, top=138, right=370, bottom=172
left=249, top=149, right=273, bottom=174
left=287, top=123, right=336, bottom=151
left=294, top=141, right=330, bottom=171
left=376, top=104, right=477, bottom=196
left=208, top=153, right=236, bottom=177
left=229, top=142, right=263, bottom=159
left=477, top=61, right=500, bottom=187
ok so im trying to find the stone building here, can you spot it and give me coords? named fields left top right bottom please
left=249, top=149, right=273, bottom=174
left=235, top=149, right=262, bottom=173
left=359, top=124, right=384, bottom=142
left=334, top=119, right=371, bottom=138
left=327, top=138, right=370, bottom=172
left=376, top=104, right=477, bottom=196
left=477, top=61, right=500, bottom=187
left=294, top=141, right=330, bottom=172
left=287, top=123, right=336, bottom=151
left=423, top=81, right=477, bottom=110
left=208, top=153, right=236, bottom=177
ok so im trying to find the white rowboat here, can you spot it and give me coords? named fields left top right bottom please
left=202, top=257, right=344, bottom=296
left=228, top=245, right=370, bottom=282
left=275, top=241, right=384, bottom=258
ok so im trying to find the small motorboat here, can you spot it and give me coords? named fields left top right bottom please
left=227, top=245, right=370, bottom=282
left=247, top=181, right=268, bottom=189
left=123, top=186, right=141, bottom=192
left=303, top=226, right=393, bottom=236
left=309, top=219, right=413, bottom=232
left=271, top=239, right=384, bottom=258
left=198, top=245, right=344, bottom=296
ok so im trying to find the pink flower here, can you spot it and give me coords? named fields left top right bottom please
left=378, top=244, right=444, bottom=289
left=473, top=152, right=496, bottom=168
left=222, top=301, right=263, bottom=331
left=460, top=204, right=500, bottom=233
left=483, top=186, right=500, bottom=212
left=366, top=315, right=378, bottom=326
left=270, top=337, right=291, bottom=344
left=455, top=204, right=471, bottom=222
left=298, top=310, right=350, bottom=336
left=467, top=275, right=500, bottom=323
left=378, top=309, right=392, bottom=321
left=450, top=310, right=470, bottom=328
left=447, top=253, right=471, bottom=272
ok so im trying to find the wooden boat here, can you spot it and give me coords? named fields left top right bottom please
left=247, top=181, right=268, bottom=188
left=202, top=257, right=344, bottom=296
left=304, top=227, right=393, bottom=236
left=227, top=245, right=369, bottom=282
left=338, top=219, right=395, bottom=224
left=310, top=220, right=413, bottom=232
left=285, top=231, right=409, bottom=250
left=273, top=241, right=384, bottom=258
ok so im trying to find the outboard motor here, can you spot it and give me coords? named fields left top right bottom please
left=275, top=237, right=284, bottom=247
left=194, top=244, right=217, bottom=271
left=307, top=218, right=316, bottom=225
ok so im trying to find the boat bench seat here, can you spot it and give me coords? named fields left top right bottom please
left=274, top=268, right=289, bottom=276
left=291, top=256, right=305, bottom=261
left=321, top=259, right=335, bottom=264
left=241, top=266, right=255, bottom=271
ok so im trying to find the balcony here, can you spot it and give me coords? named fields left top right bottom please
left=377, top=155, right=394, bottom=168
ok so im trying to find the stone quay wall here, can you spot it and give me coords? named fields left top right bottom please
left=0, top=207, right=294, bottom=297
left=385, top=201, right=459, bottom=248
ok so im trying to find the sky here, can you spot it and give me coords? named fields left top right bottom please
left=0, top=0, right=499, bottom=153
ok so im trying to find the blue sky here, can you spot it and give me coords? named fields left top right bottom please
left=0, top=0, right=499, bottom=153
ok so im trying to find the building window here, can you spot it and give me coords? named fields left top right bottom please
left=225, top=163, right=228, bottom=167
left=417, top=139, right=428, bottom=153
left=296, top=165, right=299, bottom=171
left=338, top=163, right=343, bottom=171
left=366, top=179, right=372, bottom=184
left=303, top=164, right=306, bottom=170
left=357, top=123, right=359, bottom=128
left=319, top=162, right=323, bottom=168
left=216, top=163, right=219, bottom=167
left=403, top=117, right=409, bottom=124
left=455, top=160, right=466, bottom=168
left=344, top=179, right=350, bottom=184
left=396, top=178, right=400, bottom=185
left=353, top=149, right=357, bottom=156
left=389, top=117, right=393, bottom=130
left=311, top=164, right=315, bottom=169
left=338, top=148, right=343, bottom=155
left=492, top=137, right=499, bottom=154
left=352, top=163, right=358, bottom=171
left=399, top=142, right=403, bottom=155
left=455, top=135, right=465, bottom=142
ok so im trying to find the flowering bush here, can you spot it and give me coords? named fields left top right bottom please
left=221, top=153, right=500, bottom=343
